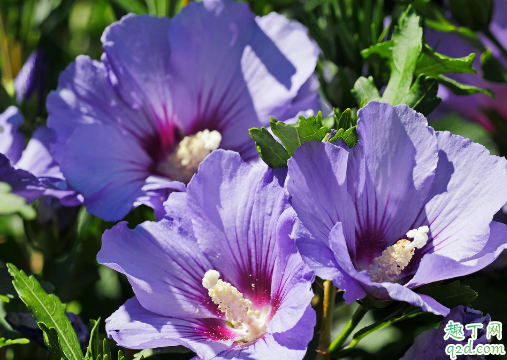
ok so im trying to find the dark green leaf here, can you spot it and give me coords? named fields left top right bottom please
left=110, top=0, right=147, bottom=14
left=329, top=127, right=359, bottom=148
left=416, top=44, right=476, bottom=77
left=352, top=76, right=381, bottom=107
left=336, top=109, right=356, bottom=129
left=85, top=319, right=100, bottom=360
left=248, top=128, right=290, bottom=168
left=39, top=322, right=67, bottom=360
left=0, top=337, right=30, bottom=348
left=436, top=74, right=493, bottom=97
left=0, top=266, right=16, bottom=303
left=269, top=114, right=328, bottom=157
left=134, top=346, right=192, bottom=359
left=481, top=49, right=507, bottom=84
left=417, top=280, right=478, bottom=308
left=7, top=264, right=83, bottom=360
left=401, top=75, right=442, bottom=116
left=383, top=7, right=423, bottom=104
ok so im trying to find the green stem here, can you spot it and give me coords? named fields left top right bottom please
left=331, top=305, right=422, bottom=358
left=328, top=304, right=368, bottom=354
left=316, top=281, right=337, bottom=360
left=483, top=29, right=507, bottom=61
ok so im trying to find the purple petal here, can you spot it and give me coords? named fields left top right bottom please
left=47, top=55, right=158, bottom=164
left=106, top=297, right=233, bottom=358
left=16, top=126, right=62, bottom=179
left=188, top=150, right=289, bottom=308
left=414, top=131, right=507, bottom=261
left=137, top=176, right=186, bottom=221
left=287, top=141, right=355, bottom=250
left=219, top=304, right=316, bottom=360
left=349, top=102, right=438, bottom=266
left=0, top=106, right=25, bottom=165
left=0, top=154, right=44, bottom=203
left=14, top=50, right=47, bottom=104
left=293, top=219, right=366, bottom=304
left=60, top=123, right=153, bottom=220
left=408, top=221, right=507, bottom=288
left=268, top=208, right=313, bottom=333
left=275, top=75, right=321, bottom=121
left=101, top=14, right=176, bottom=150
left=98, top=218, right=220, bottom=319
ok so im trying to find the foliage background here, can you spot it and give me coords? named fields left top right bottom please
left=0, top=0, right=506, bottom=359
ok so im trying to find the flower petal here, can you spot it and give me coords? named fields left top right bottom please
left=188, top=150, right=289, bottom=308
left=47, top=55, right=157, bottom=164
left=287, top=141, right=354, bottom=250
left=415, top=131, right=507, bottom=260
left=268, top=208, right=313, bottom=334
left=0, top=154, right=44, bottom=203
left=98, top=216, right=220, bottom=319
left=408, top=221, right=507, bottom=288
left=349, top=102, right=438, bottom=266
left=0, top=106, right=25, bottom=164
left=106, top=297, right=232, bottom=359
left=60, top=123, right=152, bottom=220
left=218, top=304, right=316, bottom=360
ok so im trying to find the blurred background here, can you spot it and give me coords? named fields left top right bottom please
left=0, top=0, right=506, bottom=359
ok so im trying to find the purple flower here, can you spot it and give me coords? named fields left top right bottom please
left=426, top=0, right=507, bottom=130
left=287, top=101, right=507, bottom=315
left=47, top=0, right=320, bottom=222
left=401, top=305, right=490, bottom=360
left=14, top=50, right=48, bottom=105
left=0, top=106, right=82, bottom=206
left=97, top=150, right=315, bottom=359
left=0, top=154, right=44, bottom=204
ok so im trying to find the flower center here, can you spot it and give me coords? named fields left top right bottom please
left=202, top=270, right=267, bottom=344
left=368, top=226, right=429, bottom=283
left=158, top=130, right=221, bottom=183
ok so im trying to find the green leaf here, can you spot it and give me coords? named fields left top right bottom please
left=417, top=280, right=478, bottom=308
left=118, top=350, right=125, bottom=360
left=39, top=322, right=67, bottom=360
left=329, top=127, right=359, bottom=148
left=481, top=49, right=507, bottom=84
left=7, top=264, right=84, bottom=360
left=269, top=113, right=328, bottom=157
left=0, top=337, right=30, bottom=348
left=382, top=6, right=423, bottom=104
left=0, top=182, right=36, bottom=219
left=361, top=41, right=393, bottom=64
left=352, top=76, right=381, bottom=107
left=85, top=319, right=101, bottom=360
left=436, top=74, right=494, bottom=97
left=401, top=75, right=442, bottom=116
left=248, top=128, right=290, bottom=168
left=415, top=44, right=476, bottom=77
left=102, top=339, right=111, bottom=360
left=336, top=109, right=356, bottom=130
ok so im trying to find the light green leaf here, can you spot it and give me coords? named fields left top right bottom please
left=415, top=44, right=476, bottom=77
left=352, top=76, right=381, bottom=107
left=436, top=74, right=493, bottom=97
left=270, top=113, right=328, bottom=157
left=39, top=322, right=67, bottom=360
left=7, top=264, right=83, bottom=360
left=118, top=350, right=125, bottom=360
left=102, top=339, right=111, bottom=360
left=249, top=128, right=290, bottom=168
left=84, top=319, right=100, bottom=360
left=0, top=337, right=30, bottom=348
left=401, top=75, right=442, bottom=116
left=0, top=182, right=36, bottom=219
left=382, top=6, right=423, bottom=105
left=361, top=41, right=393, bottom=64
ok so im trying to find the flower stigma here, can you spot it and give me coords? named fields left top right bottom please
left=202, top=270, right=267, bottom=344
left=158, top=130, right=221, bottom=183
left=368, top=226, right=429, bottom=283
